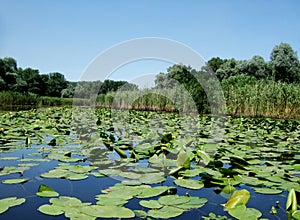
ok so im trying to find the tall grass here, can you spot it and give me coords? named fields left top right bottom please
left=0, top=91, right=38, bottom=107
left=222, top=75, right=300, bottom=119
left=0, top=91, right=91, bottom=110
left=95, top=87, right=199, bottom=113
left=94, top=75, right=299, bottom=119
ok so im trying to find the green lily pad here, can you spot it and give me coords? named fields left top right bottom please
left=253, top=187, right=283, bottom=195
left=50, top=196, right=85, bottom=207
left=136, top=186, right=169, bottom=198
left=174, top=179, right=204, bottom=190
left=228, top=204, right=262, bottom=220
left=2, top=178, right=28, bottom=184
left=38, top=204, right=64, bottom=216
left=66, top=173, right=88, bottom=181
left=158, top=195, right=190, bottom=206
left=176, top=196, right=208, bottom=210
left=96, top=196, right=128, bottom=206
left=148, top=206, right=184, bottom=219
left=139, top=200, right=163, bottom=209
left=36, top=184, right=59, bottom=197
left=0, top=197, right=26, bottom=214
left=139, top=173, right=166, bottom=184
left=134, top=210, right=148, bottom=218
left=80, top=205, right=135, bottom=218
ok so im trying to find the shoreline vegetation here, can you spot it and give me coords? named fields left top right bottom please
left=1, top=77, right=299, bottom=120
left=0, top=42, right=299, bottom=119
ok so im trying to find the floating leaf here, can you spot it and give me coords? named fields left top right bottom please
left=136, top=186, right=169, bottom=198
left=253, top=187, right=282, bottom=195
left=2, top=178, right=28, bottom=184
left=176, top=197, right=208, bottom=210
left=80, top=205, right=135, bottom=218
left=134, top=210, right=148, bottom=218
left=139, top=200, right=162, bottom=209
left=148, top=206, right=184, bottom=219
left=139, top=173, right=166, bottom=184
left=0, top=197, right=26, bottom=214
left=38, top=204, right=64, bottom=216
left=96, top=196, right=128, bottom=206
left=158, top=195, right=190, bottom=206
left=228, top=204, right=262, bottom=220
left=174, top=179, right=204, bottom=190
left=36, top=184, right=59, bottom=197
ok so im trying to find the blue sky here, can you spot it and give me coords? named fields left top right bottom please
left=0, top=0, right=299, bottom=82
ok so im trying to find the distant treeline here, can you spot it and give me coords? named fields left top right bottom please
left=1, top=42, right=299, bottom=118
left=0, top=57, right=137, bottom=98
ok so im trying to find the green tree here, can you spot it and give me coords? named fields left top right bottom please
left=237, top=56, right=270, bottom=79
left=270, top=43, right=300, bottom=83
left=46, top=72, right=68, bottom=97
left=216, top=59, right=238, bottom=81
left=19, top=68, right=41, bottom=94
left=155, top=64, right=209, bottom=113
left=0, top=57, right=18, bottom=90
left=207, top=57, right=227, bottom=73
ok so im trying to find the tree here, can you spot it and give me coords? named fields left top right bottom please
left=237, top=56, right=270, bottom=79
left=270, top=43, right=300, bottom=83
left=215, top=59, right=238, bottom=81
left=154, top=64, right=209, bottom=113
left=46, top=72, right=68, bottom=97
left=19, top=68, right=41, bottom=94
left=0, top=57, right=18, bottom=90
left=207, top=57, right=227, bottom=73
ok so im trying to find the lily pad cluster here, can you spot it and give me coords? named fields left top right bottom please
left=41, top=164, right=97, bottom=181
left=0, top=197, right=26, bottom=214
left=0, top=107, right=300, bottom=219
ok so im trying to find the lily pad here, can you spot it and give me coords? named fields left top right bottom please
left=148, top=206, right=184, bottom=219
left=253, top=187, right=283, bottom=195
left=136, top=186, right=169, bottom=198
left=139, top=200, right=163, bottom=209
left=38, top=204, right=64, bottom=216
left=139, top=173, right=166, bottom=184
left=0, top=197, right=26, bottom=214
left=36, top=184, right=59, bottom=197
left=80, top=205, right=135, bottom=218
left=2, top=178, right=28, bottom=184
left=228, top=204, right=262, bottom=220
left=158, top=195, right=190, bottom=206
left=174, top=179, right=204, bottom=190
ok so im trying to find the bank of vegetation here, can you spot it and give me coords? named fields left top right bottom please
left=0, top=43, right=299, bottom=119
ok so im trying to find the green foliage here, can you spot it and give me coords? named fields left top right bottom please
left=222, top=75, right=300, bottom=118
left=270, top=43, right=300, bottom=83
